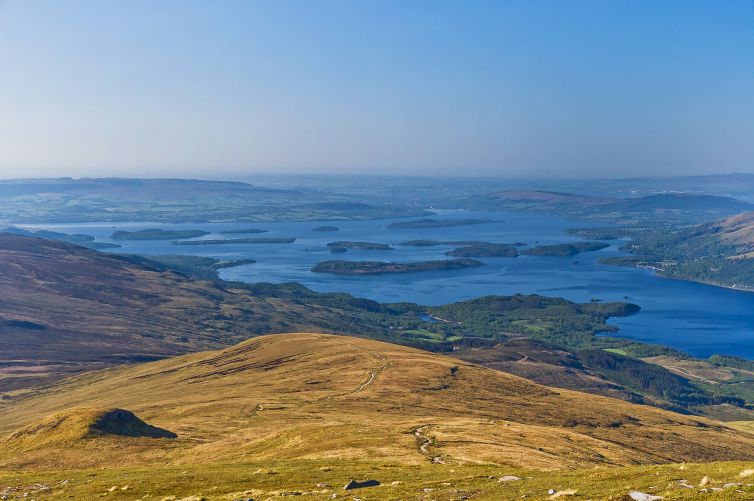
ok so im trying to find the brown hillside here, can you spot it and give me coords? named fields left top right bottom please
left=713, top=211, right=754, bottom=250
left=2, top=333, right=753, bottom=471
left=0, top=234, right=342, bottom=391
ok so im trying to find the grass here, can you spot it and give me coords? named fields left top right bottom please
left=2, top=460, right=754, bottom=500
left=3, top=335, right=754, bottom=499
left=3, top=334, right=754, bottom=474
left=604, top=348, right=629, bottom=356
left=401, top=328, right=443, bottom=340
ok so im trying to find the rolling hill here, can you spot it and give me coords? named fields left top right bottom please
left=3, top=333, right=754, bottom=470
left=0, top=234, right=351, bottom=391
left=488, top=189, right=616, bottom=207
left=2, top=333, right=754, bottom=499
left=481, top=190, right=754, bottom=224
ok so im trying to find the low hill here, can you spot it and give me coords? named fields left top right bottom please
left=4, top=407, right=175, bottom=449
left=3, top=333, right=754, bottom=472
left=488, top=190, right=615, bottom=207
left=482, top=190, right=754, bottom=224
left=617, top=193, right=754, bottom=212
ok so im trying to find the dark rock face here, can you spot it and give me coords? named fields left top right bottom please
left=343, top=479, right=381, bottom=490
left=90, top=409, right=177, bottom=439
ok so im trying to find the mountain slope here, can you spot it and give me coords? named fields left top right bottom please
left=607, top=211, right=754, bottom=290
left=0, top=234, right=346, bottom=390
left=2, top=333, right=754, bottom=472
left=710, top=211, right=754, bottom=252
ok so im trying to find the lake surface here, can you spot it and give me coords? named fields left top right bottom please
left=25, top=210, right=754, bottom=359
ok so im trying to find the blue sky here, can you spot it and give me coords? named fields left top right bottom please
left=0, top=0, right=752, bottom=178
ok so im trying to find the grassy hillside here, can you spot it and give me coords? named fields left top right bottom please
left=3, top=334, right=754, bottom=499
left=3, top=333, right=754, bottom=470
left=602, top=212, right=754, bottom=290
left=0, top=234, right=359, bottom=391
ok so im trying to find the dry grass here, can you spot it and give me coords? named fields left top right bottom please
left=643, top=356, right=754, bottom=384
left=2, top=333, right=754, bottom=474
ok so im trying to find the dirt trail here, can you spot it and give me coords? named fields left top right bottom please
left=300, top=340, right=393, bottom=404
left=351, top=352, right=392, bottom=394
left=414, top=425, right=444, bottom=464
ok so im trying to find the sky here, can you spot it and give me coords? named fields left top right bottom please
left=0, top=0, right=753, bottom=179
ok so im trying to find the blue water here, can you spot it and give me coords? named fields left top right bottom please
left=25, top=210, right=754, bottom=359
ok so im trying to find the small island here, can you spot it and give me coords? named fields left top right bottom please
left=111, top=229, right=209, bottom=240
left=327, top=241, right=393, bottom=251
left=387, top=218, right=493, bottom=229
left=523, top=241, right=609, bottom=256
left=311, top=258, right=484, bottom=275
left=220, top=228, right=268, bottom=234
left=172, top=237, right=296, bottom=245
left=400, top=239, right=525, bottom=248
left=312, top=225, right=339, bottom=232
left=446, top=243, right=520, bottom=258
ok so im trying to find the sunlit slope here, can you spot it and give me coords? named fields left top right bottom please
left=0, top=234, right=342, bottom=390
left=2, top=333, right=753, bottom=471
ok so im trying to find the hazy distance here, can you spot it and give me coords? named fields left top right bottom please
left=1, top=0, right=753, bottom=179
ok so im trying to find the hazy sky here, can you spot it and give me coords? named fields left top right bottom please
left=1, top=0, right=753, bottom=179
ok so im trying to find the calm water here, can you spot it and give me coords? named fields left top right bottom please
left=26, top=210, right=754, bottom=359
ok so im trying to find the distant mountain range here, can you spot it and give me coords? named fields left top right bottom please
left=0, top=177, right=428, bottom=223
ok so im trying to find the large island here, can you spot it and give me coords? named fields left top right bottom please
left=387, top=218, right=493, bottom=229
left=111, top=229, right=209, bottom=240
left=311, top=258, right=484, bottom=275
left=327, top=241, right=393, bottom=251
left=173, top=237, right=296, bottom=245
left=522, top=242, right=609, bottom=256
